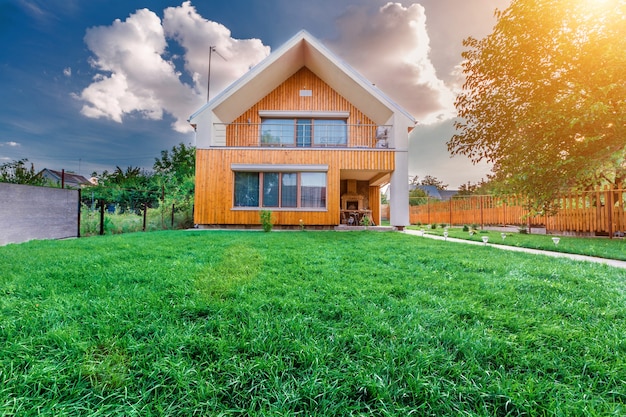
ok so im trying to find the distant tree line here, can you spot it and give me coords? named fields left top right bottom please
left=1, top=143, right=196, bottom=216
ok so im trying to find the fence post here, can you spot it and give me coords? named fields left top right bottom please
left=100, top=201, right=105, bottom=236
left=480, top=196, right=484, bottom=230
left=607, top=186, right=614, bottom=239
left=77, top=189, right=81, bottom=238
left=449, top=198, right=453, bottom=226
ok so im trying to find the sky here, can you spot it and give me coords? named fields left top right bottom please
left=0, top=0, right=509, bottom=188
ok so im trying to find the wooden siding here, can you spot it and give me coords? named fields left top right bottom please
left=195, top=148, right=394, bottom=226
left=369, top=186, right=381, bottom=225
left=227, top=67, right=375, bottom=147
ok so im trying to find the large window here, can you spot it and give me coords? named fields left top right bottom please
left=234, top=172, right=259, bottom=207
left=260, top=119, right=347, bottom=147
left=234, top=171, right=327, bottom=209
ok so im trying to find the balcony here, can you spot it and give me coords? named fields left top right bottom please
left=213, top=123, right=393, bottom=149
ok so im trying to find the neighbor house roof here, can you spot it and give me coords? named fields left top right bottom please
left=189, top=30, right=416, bottom=126
left=39, top=169, right=92, bottom=188
left=411, top=184, right=459, bottom=201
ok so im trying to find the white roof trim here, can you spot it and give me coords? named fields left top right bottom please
left=189, top=30, right=416, bottom=125
left=258, top=111, right=349, bottom=119
left=231, top=164, right=329, bottom=172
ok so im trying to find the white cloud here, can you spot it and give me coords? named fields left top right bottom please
left=327, top=2, right=457, bottom=124
left=74, top=2, right=270, bottom=133
left=75, top=1, right=458, bottom=133
left=63, top=67, right=72, bottom=77
left=1, top=141, right=20, bottom=147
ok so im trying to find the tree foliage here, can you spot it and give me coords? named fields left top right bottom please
left=409, top=187, right=429, bottom=206
left=449, top=0, right=626, bottom=211
left=0, top=159, right=45, bottom=185
left=87, top=143, right=196, bottom=213
left=153, top=142, right=195, bottom=209
left=419, top=175, right=448, bottom=191
left=89, top=166, right=158, bottom=213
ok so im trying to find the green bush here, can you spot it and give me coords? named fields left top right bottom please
left=260, top=210, right=273, bottom=232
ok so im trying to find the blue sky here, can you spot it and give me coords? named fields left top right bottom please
left=0, top=0, right=507, bottom=186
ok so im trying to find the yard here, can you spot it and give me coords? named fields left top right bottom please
left=1, top=231, right=625, bottom=416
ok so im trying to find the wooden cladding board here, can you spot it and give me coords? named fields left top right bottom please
left=228, top=67, right=375, bottom=147
left=409, top=189, right=626, bottom=236
left=195, top=148, right=394, bottom=226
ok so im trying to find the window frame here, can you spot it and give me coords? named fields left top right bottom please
left=260, top=117, right=347, bottom=147
left=232, top=170, right=328, bottom=211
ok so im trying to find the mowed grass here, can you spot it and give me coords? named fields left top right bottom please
left=410, top=226, right=626, bottom=262
left=1, top=231, right=626, bottom=416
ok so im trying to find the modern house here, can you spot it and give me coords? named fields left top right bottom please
left=189, top=30, right=416, bottom=229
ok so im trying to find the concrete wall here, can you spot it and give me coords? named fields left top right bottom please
left=0, top=183, right=79, bottom=245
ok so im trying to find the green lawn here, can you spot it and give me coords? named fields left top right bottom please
left=1, top=231, right=625, bottom=416
left=409, top=225, right=626, bottom=262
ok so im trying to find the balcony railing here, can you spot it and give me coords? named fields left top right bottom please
left=213, top=123, right=393, bottom=149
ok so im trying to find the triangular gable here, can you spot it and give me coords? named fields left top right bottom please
left=189, top=30, right=415, bottom=126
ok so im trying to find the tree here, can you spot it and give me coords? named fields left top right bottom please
left=90, top=166, right=158, bottom=213
left=409, top=187, right=429, bottom=206
left=420, top=175, right=448, bottom=191
left=0, top=159, right=45, bottom=185
left=449, top=0, right=626, bottom=212
left=153, top=142, right=195, bottom=210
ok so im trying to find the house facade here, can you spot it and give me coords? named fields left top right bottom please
left=190, top=31, right=415, bottom=229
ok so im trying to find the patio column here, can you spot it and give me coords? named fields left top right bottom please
left=390, top=150, right=409, bottom=228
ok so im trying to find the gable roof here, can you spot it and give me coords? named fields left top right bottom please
left=189, top=30, right=416, bottom=126
left=39, top=169, right=92, bottom=188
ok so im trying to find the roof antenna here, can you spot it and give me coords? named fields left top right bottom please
left=207, top=46, right=227, bottom=102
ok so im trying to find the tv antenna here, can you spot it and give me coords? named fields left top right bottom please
left=207, top=46, right=227, bottom=102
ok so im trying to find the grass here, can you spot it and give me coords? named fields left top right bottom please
left=80, top=205, right=194, bottom=236
left=1, top=231, right=626, bottom=416
left=408, top=225, right=626, bottom=262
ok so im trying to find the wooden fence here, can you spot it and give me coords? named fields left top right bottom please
left=408, top=186, right=626, bottom=237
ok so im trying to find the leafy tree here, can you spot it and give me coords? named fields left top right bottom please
left=0, top=159, right=45, bottom=185
left=409, top=187, right=429, bottom=206
left=420, top=175, right=448, bottom=191
left=153, top=142, right=195, bottom=210
left=449, top=0, right=626, bottom=212
left=456, top=182, right=479, bottom=197
left=90, top=166, right=158, bottom=213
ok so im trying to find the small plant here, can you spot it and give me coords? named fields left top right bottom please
left=462, top=225, right=469, bottom=232
left=519, top=226, right=528, bottom=234
left=260, top=210, right=273, bottom=232
left=299, top=219, right=305, bottom=231
left=430, top=223, right=437, bottom=229
left=471, top=223, right=480, bottom=231
left=360, top=215, right=372, bottom=227
left=440, top=223, right=447, bottom=229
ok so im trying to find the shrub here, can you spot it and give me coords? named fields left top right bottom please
left=260, top=210, right=273, bottom=232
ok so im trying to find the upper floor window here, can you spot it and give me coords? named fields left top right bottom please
left=260, top=118, right=347, bottom=147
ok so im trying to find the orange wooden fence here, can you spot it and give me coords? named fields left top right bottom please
left=408, top=186, right=626, bottom=237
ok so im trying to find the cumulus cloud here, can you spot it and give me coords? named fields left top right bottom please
left=327, top=2, right=457, bottom=124
left=74, top=2, right=270, bottom=133
left=63, top=67, right=71, bottom=77
left=75, top=1, right=457, bottom=132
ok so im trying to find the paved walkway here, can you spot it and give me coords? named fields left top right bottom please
left=403, top=230, right=626, bottom=270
